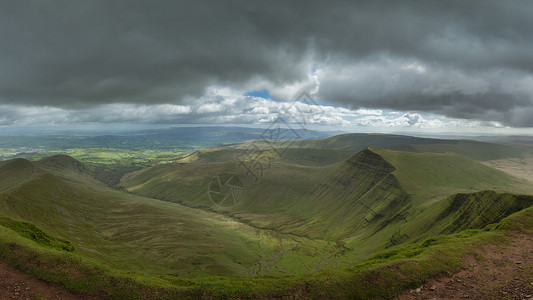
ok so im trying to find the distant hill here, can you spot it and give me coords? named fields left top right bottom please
left=178, top=147, right=355, bottom=166
left=0, top=126, right=337, bottom=155
left=390, top=140, right=531, bottom=161
left=178, top=133, right=533, bottom=167
left=0, top=158, right=35, bottom=192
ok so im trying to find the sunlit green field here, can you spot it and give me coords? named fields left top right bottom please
left=1, top=147, right=185, bottom=165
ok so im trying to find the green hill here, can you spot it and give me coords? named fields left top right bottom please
left=0, top=158, right=40, bottom=194
left=122, top=148, right=533, bottom=252
left=267, top=133, right=532, bottom=161
left=390, top=140, right=531, bottom=161
left=177, top=133, right=533, bottom=169
left=178, top=147, right=355, bottom=167
left=371, top=148, right=528, bottom=201
left=179, top=133, right=454, bottom=166
left=258, top=133, right=458, bottom=150
left=0, top=158, right=342, bottom=278
left=1, top=149, right=533, bottom=298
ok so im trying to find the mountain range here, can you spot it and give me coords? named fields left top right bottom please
left=1, top=132, right=532, bottom=298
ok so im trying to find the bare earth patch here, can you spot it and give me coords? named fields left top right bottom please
left=395, top=232, right=533, bottom=300
left=0, top=261, right=80, bottom=300
left=484, top=155, right=533, bottom=184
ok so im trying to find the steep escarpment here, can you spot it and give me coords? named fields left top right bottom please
left=435, top=191, right=533, bottom=234
left=121, top=148, right=412, bottom=240
left=288, top=148, right=410, bottom=239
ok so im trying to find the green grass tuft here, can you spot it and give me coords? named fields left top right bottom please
left=0, top=216, right=74, bottom=251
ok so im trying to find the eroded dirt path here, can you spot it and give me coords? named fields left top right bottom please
left=0, top=261, right=80, bottom=300
left=395, top=232, right=533, bottom=300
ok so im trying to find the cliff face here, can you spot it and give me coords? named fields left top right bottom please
left=436, top=191, right=533, bottom=233
left=298, top=148, right=410, bottom=239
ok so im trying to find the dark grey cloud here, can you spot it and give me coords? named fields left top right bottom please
left=1, top=0, right=533, bottom=126
left=318, top=58, right=533, bottom=126
left=0, top=0, right=311, bottom=107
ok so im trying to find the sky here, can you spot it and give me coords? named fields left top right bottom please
left=1, top=0, right=533, bottom=135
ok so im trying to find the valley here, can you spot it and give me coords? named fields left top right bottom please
left=4, top=0, right=533, bottom=297
left=1, top=130, right=533, bottom=298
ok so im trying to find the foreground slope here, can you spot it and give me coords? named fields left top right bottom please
left=0, top=156, right=339, bottom=278
left=2, top=184, right=532, bottom=299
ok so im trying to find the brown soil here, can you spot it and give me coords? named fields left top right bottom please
left=0, top=261, right=81, bottom=300
left=395, top=232, right=533, bottom=300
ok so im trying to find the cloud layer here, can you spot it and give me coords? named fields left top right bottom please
left=0, top=91, right=491, bottom=133
left=1, top=0, right=533, bottom=127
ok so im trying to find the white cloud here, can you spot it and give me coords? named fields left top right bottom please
left=0, top=87, right=523, bottom=134
left=353, top=112, right=486, bottom=129
left=196, top=103, right=224, bottom=113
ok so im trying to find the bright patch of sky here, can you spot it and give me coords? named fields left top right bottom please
left=1, top=86, right=530, bottom=136
left=244, top=89, right=273, bottom=99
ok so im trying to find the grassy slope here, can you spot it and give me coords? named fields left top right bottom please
left=0, top=157, right=339, bottom=278
left=275, top=134, right=532, bottom=161
left=123, top=148, right=533, bottom=260
left=178, top=147, right=355, bottom=167
left=1, top=151, right=532, bottom=298
left=177, top=133, right=452, bottom=166
left=372, top=147, right=530, bottom=202
left=178, top=134, right=533, bottom=170
left=392, top=140, right=530, bottom=161
left=240, top=133, right=459, bottom=151
left=1, top=198, right=532, bottom=299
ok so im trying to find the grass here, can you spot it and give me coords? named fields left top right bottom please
left=123, top=147, right=533, bottom=252
left=397, top=140, right=531, bottom=161
left=179, top=147, right=356, bottom=167
left=1, top=205, right=530, bottom=299
left=0, top=158, right=343, bottom=279
left=0, top=147, right=187, bottom=188
left=0, top=216, right=74, bottom=251
left=432, top=191, right=533, bottom=233
left=372, top=147, right=533, bottom=202
left=235, top=133, right=532, bottom=162
left=1, top=145, right=533, bottom=298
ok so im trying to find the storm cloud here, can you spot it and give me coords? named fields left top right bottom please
left=1, top=0, right=533, bottom=127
